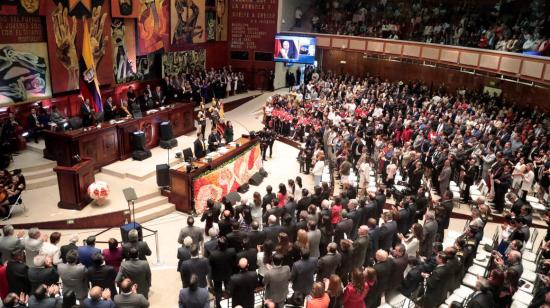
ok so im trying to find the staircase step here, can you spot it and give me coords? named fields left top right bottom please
left=134, top=196, right=168, bottom=214
left=24, top=168, right=55, bottom=181
left=26, top=174, right=57, bottom=190
left=134, top=203, right=175, bottom=224
left=20, top=161, right=56, bottom=173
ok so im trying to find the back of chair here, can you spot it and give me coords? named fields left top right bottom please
left=69, top=117, right=82, bottom=129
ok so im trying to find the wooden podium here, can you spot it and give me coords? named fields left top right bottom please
left=53, top=157, right=95, bottom=210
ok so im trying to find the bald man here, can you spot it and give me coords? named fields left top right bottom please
left=229, top=258, right=258, bottom=308
left=82, top=286, right=115, bottom=308
left=366, top=249, right=393, bottom=308
left=352, top=225, right=371, bottom=268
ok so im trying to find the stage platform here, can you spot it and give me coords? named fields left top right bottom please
left=1, top=91, right=268, bottom=229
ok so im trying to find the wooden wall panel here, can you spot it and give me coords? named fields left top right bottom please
left=317, top=36, right=331, bottom=47
left=349, top=39, right=366, bottom=50
left=544, top=64, right=550, bottom=81
left=332, top=38, right=348, bottom=49
left=402, top=45, right=421, bottom=57
left=500, top=57, right=521, bottom=74
left=521, top=60, right=544, bottom=79
left=384, top=43, right=402, bottom=55
left=479, top=54, right=500, bottom=70
left=460, top=52, right=479, bottom=66
left=421, top=47, right=439, bottom=60
left=367, top=41, right=384, bottom=53
left=440, top=50, right=459, bottom=63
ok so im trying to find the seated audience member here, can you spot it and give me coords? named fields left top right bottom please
left=49, top=106, right=67, bottom=129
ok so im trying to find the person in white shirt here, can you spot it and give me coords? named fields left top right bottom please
left=40, top=231, right=62, bottom=265
left=520, top=163, right=535, bottom=200
left=312, top=153, right=325, bottom=187
left=398, top=223, right=422, bottom=257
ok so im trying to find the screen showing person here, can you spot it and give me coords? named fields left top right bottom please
left=275, top=39, right=297, bottom=60
left=273, top=35, right=316, bottom=64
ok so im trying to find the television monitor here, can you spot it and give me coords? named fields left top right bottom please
left=274, top=34, right=316, bottom=64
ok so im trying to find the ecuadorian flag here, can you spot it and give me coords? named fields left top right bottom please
left=79, top=21, right=103, bottom=112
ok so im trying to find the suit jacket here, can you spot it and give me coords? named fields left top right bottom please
left=80, top=103, right=93, bottom=127
left=291, top=257, right=317, bottom=294
left=397, top=208, right=411, bottom=235
left=229, top=271, right=258, bottom=308
left=379, top=220, right=397, bottom=251
left=316, top=253, right=342, bottom=281
left=178, top=287, right=209, bottom=308
left=78, top=245, right=102, bottom=267
left=152, top=91, right=164, bottom=105
left=368, top=227, right=381, bottom=263
left=60, top=243, right=78, bottom=264
left=445, top=256, right=462, bottom=293
left=87, top=264, right=118, bottom=295
left=180, top=257, right=210, bottom=288
left=122, top=241, right=152, bottom=260
left=113, top=293, right=149, bottom=308
left=27, top=295, right=63, bottom=308
left=0, top=235, right=24, bottom=263
left=374, top=193, right=386, bottom=220
left=178, top=226, right=204, bottom=246
left=421, top=220, right=438, bottom=257
left=226, top=230, right=246, bottom=250
left=372, top=260, right=393, bottom=294
left=194, top=138, right=206, bottom=159
left=236, top=248, right=258, bottom=272
left=177, top=247, right=191, bottom=272
left=334, top=218, right=353, bottom=243
left=116, top=259, right=152, bottom=298
left=203, top=239, right=218, bottom=259
left=264, top=225, right=284, bottom=243
left=352, top=235, right=370, bottom=268
left=103, top=102, right=115, bottom=121
left=424, top=264, right=449, bottom=308
left=218, top=218, right=233, bottom=237
left=28, top=267, right=59, bottom=292
left=82, top=298, right=116, bottom=308
left=207, top=133, right=221, bottom=151
left=307, top=229, right=322, bottom=258
left=57, top=263, right=89, bottom=300
left=246, top=230, right=266, bottom=249
left=6, top=260, right=30, bottom=294
left=264, top=265, right=291, bottom=303
left=389, top=254, right=408, bottom=288
left=24, top=237, right=44, bottom=267
left=465, top=290, right=496, bottom=308
left=208, top=248, right=236, bottom=281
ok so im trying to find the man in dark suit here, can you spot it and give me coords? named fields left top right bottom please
left=264, top=215, right=284, bottom=243
left=87, top=253, right=118, bottom=296
left=296, top=189, right=311, bottom=220
left=122, top=229, right=152, bottom=261
left=290, top=248, right=317, bottom=304
left=373, top=189, right=386, bottom=223
left=203, top=228, right=219, bottom=258
left=6, top=249, right=30, bottom=294
left=193, top=132, right=207, bottom=159
left=177, top=237, right=192, bottom=271
left=218, top=210, right=234, bottom=238
left=103, top=96, right=116, bottom=122
left=80, top=97, right=94, bottom=127
left=367, top=218, right=381, bottom=265
left=27, top=107, right=44, bottom=143
left=421, top=212, right=438, bottom=257
left=115, top=248, right=151, bottom=298
left=444, top=246, right=462, bottom=294
left=388, top=244, right=408, bottom=294
left=379, top=212, right=398, bottom=251
left=434, top=191, right=454, bottom=242
left=151, top=86, right=165, bottom=106
left=461, top=159, right=479, bottom=203
left=246, top=221, right=266, bottom=249
left=264, top=253, right=291, bottom=307
left=78, top=236, right=102, bottom=268
left=422, top=252, right=449, bottom=308
left=236, top=238, right=258, bottom=272
left=207, top=130, right=221, bottom=152
left=180, top=244, right=210, bottom=288
left=28, top=255, right=59, bottom=292
left=82, top=286, right=117, bottom=308
left=208, top=237, right=236, bottom=308
left=113, top=278, right=149, bottom=308
left=352, top=225, right=371, bottom=268
left=366, top=249, right=393, bottom=308
left=262, top=185, right=276, bottom=209
left=463, top=277, right=496, bottom=307
left=59, top=234, right=78, bottom=263
left=334, top=210, right=354, bottom=243
left=316, top=243, right=341, bottom=281
left=229, top=258, right=258, bottom=308
left=226, top=221, right=246, bottom=250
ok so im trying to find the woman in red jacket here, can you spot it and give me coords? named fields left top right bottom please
left=343, top=268, right=369, bottom=308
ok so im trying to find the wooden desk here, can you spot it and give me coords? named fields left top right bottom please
left=43, top=103, right=195, bottom=169
left=169, top=137, right=260, bottom=213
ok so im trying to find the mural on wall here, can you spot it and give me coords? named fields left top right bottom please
left=170, top=0, right=205, bottom=48
left=162, top=49, right=205, bottom=77
left=214, top=0, right=227, bottom=41
left=137, top=0, right=170, bottom=55
left=136, top=52, right=162, bottom=81
left=0, top=43, right=51, bottom=106
left=111, top=18, right=136, bottom=83
left=0, top=0, right=40, bottom=15
left=111, top=0, right=139, bottom=18
left=44, top=0, right=113, bottom=93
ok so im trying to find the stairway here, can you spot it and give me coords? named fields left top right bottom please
left=132, top=192, right=175, bottom=224
left=22, top=162, right=57, bottom=190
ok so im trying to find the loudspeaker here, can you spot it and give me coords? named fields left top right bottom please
left=160, top=139, right=178, bottom=149
left=225, top=191, right=241, bottom=204
left=182, top=148, right=194, bottom=162
left=248, top=172, right=263, bottom=186
left=132, top=150, right=151, bottom=161
left=120, top=222, right=143, bottom=242
left=132, top=131, right=146, bottom=151
left=156, top=164, right=170, bottom=187
left=160, top=121, right=173, bottom=141
left=259, top=167, right=268, bottom=177
left=237, top=183, right=249, bottom=193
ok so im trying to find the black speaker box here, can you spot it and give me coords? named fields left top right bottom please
left=132, top=150, right=151, bottom=161
left=156, top=164, right=170, bottom=187
left=248, top=172, right=263, bottom=186
left=120, top=222, right=143, bottom=242
left=237, top=183, right=249, bottom=193
left=132, top=131, right=146, bottom=151
left=259, top=167, right=268, bottom=177
left=160, top=121, right=173, bottom=141
left=225, top=191, right=241, bottom=204
left=160, top=138, right=178, bottom=149
left=182, top=148, right=194, bottom=162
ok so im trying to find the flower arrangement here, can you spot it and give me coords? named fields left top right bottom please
left=88, top=181, right=110, bottom=206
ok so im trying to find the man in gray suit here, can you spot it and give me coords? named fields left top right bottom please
left=58, top=250, right=89, bottom=301
left=122, top=229, right=151, bottom=261
left=316, top=242, right=342, bottom=281
left=352, top=225, right=371, bottom=268
left=421, top=212, right=438, bottom=257
left=264, top=253, right=291, bottom=307
left=290, top=248, right=317, bottom=303
left=177, top=216, right=204, bottom=247
left=116, top=248, right=151, bottom=298
left=24, top=228, right=46, bottom=268
left=0, top=225, right=24, bottom=263
left=114, top=278, right=150, bottom=308
left=379, top=212, right=397, bottom=251
left=306, top=221, right=321, bottom=259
